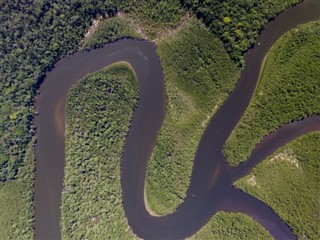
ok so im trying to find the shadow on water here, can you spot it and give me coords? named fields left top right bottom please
left=34, top=0, right=320, bottom=239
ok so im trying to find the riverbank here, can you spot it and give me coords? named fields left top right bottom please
left=61, top=63, right=138, bottom=239
left=190, top=212, right=272, bottom=240
left=235, top=132, right=320, bottom=239
left=221, top=19, right=320, bottom=240
left=145, top=18, right=239, bottom=215
left=31, top=1, right=320, bottom=238
left=80, top=16, right=142, bottom=50
left=224, top=21, right=320, bottom=165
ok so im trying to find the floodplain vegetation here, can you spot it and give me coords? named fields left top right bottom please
left=190, top=212, right=272, bottom=240
left=0, top=0, right=183, bottom=182
left=61, top=63, right=138, bottom=239
left=145, top=18, right=240, bottom=215
left=224, top=21, right=320, bottom=166
left=235, top=132, right=320, bottom=239
left=61, top=18, right=273, bottom=239
left=0, top=139, right=35, bottom=239
left=182, top=0, right=301, bottom=64
left=0, top=0, right=317, bottom=238
left=0, top=1, right=188, bottom=236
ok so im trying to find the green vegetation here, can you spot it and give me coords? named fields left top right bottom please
left=0, top=0, right=314, bottom=237
left=190, top=212, right=272, bottom=240
left=0, top=0, right=301, bottom=182
left=61, top=63, right=138, bottom=239
left=182, top=0, right=301, bottom=64
left=0, top=1, right=133, bottom=235
left=0, top=0, right=183, bottom=234
left=0, top=139, right=35, bottom=239
left=123, top=0, right=184, bottom=39
left=81, top=16, right=142, bottom=49
left=0, top=0, right=126, bottom=181
left=145, top=19, right=240, bottom=215
left=235, top=132, right=320, bottom=239
left=224, top=21, right=320, bottom=166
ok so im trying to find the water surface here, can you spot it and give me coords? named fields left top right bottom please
left=34, top=1, right=320, bottom=239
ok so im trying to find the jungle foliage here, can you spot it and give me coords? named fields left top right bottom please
left=0, top=0, right=119, bottom=182
left=0, top=138, right=35, bottom=239
left=190, top=212, right=272, bottom=240
left=145, top=19, right=239, bottom=215
left=0, top=0, right=313, bottom=237
left=224, top=21, right=320, bottom=166
left=235, top=132, right=320, bottom=239
left=0, top=0, right=185, bottom=182
left=0, top=0, right=300, bottom=182
left=61, top=63, right=138, bottom=239
left=182, top=0, right=301, bottom=65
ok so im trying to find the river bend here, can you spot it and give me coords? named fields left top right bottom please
left=34, top=1, right=320, bottom=239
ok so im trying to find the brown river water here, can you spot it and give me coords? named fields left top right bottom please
left=34, top=1, right=320, bottom=239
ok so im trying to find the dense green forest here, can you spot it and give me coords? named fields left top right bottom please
left=182, top=0, right=301, bottom=64
left=0, top=0, right=301, bottom=182
left=0, top=0, right=117, bottom=181
left=235, top=132, right=320, bottom=239
left=0, top=138, right=35, bottom=239
left=62, top=63, right=138, bottom=239
left=224, top=21, right=320, bottom=166
left=0, top=0, right=184, bottom=237
left=145, top=18, right=239, bottom=215
left=190, top=212, right=272, bottom=240
left=0, top=0, right=183, bottom=182
left=61, top=20, right=269, bottom=239
left=0, top=0, right=315, bottom=238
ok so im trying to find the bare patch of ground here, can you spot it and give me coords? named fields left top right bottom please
left=117, top=11, right=192, bottom=43
left=154, top=12, right=192, bottom=43
left=84, top=18, right=102, bottom=39
left=269, top=150, right=299, bottom=168
left=247, top=175, right=257, bottom=186
left=117, top=11, right=148, bottom=40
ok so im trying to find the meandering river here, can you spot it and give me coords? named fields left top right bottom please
left=34, top=1, right=320, bottom=239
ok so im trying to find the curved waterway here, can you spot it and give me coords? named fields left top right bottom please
left=34, top=1, right=320, bottom=239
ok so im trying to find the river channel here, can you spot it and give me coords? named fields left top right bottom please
left=34, top=1, right=320, bottom=239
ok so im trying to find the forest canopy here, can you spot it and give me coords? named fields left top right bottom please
left=182, top=0, right=301, bottom=64
left=0, top=0, right=301, bottom=181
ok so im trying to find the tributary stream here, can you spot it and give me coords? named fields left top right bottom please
left=34, top=1, right=320, bottom=239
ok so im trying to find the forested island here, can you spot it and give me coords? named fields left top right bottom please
left=1, top=0, right=319, bottom=239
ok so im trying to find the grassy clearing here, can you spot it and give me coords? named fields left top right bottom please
left=81, top=16, right=142, bottom=49
left=190, top=212, right=272, bottom=240
left=224, top=21, right=320, bottom=166
left=61, top=63, right=138, bottom=239
left=145, top=18, right=240, bottom=215
left=235, top=132, right=320, bottom=239
left=0, top=139, right=35, bottom=239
